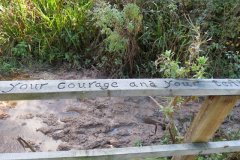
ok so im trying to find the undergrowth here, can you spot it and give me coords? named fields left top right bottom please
left=0, top=0, right=239, bottom=77
left=0, top=0, right=94, bottom=74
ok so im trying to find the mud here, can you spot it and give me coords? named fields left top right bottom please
left=0, top=69, right=239, bottom=153
left=35, top=97, right=167, bottom=150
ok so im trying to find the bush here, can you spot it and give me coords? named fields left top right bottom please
left=137, top=0, right=239, bottom=78
left=92, top=1, right=142, bottom=76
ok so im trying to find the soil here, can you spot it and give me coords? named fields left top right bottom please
left=0, top=69, right=239, bottom=153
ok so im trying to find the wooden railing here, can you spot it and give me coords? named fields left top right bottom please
left=0, top=79, right=240, bottom=160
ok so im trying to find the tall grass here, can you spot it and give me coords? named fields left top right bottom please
left=0, top=0, right=94, bottom=69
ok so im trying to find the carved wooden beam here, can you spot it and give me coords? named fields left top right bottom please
left=0, top=79, right=239, bottom=100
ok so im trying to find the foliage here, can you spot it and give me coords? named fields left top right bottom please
left=202, top=0, right=240, bottom=78
left=0, top=0, right=239, bottom=78
left=152, top=18, right=209, bottom=145
left=137, top=0, right=239, bottom=78
left=0, top=0, right=94, bottom=68
left=133, top=139, right=143, bottom=147
left=92, top=1, right=142, bottom=76
left=12, top=41, right=30, bottom=60
left=155, top=50, right=208, bottom=78
left=0, top=58, right=18, bottom=75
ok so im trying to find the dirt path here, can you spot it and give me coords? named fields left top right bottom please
left=0, top=69, right=239, bottom=153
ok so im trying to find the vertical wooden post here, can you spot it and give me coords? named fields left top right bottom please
left=172, top=96, right=238, bottom=160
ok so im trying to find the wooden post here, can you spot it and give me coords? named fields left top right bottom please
left=172, top=96, right=239, bottom=160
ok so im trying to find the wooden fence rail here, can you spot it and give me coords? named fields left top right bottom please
left=0, top=79, right=239, bottom=100
left=1, top=140, right=240, bottom=160
left=0, top=79, right=240, bottom=160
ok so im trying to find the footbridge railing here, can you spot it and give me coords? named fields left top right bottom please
left=0, top=79, right=240, bottom=160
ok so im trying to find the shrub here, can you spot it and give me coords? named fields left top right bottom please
left=137, top=0, right=239, bottom=78
left=92, top=1, right=142, bottom=76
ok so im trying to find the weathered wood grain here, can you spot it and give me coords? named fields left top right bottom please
left=172, top=96, right=239, bottom=160
left=0, top=79, right=239, bottom=100
left=1, top=141, right=240, bottom=160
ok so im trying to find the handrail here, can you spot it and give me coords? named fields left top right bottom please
left=0, top=79, right=239, bottom=100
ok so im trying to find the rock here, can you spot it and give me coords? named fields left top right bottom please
left=57, top=144, right=71, bottom=151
